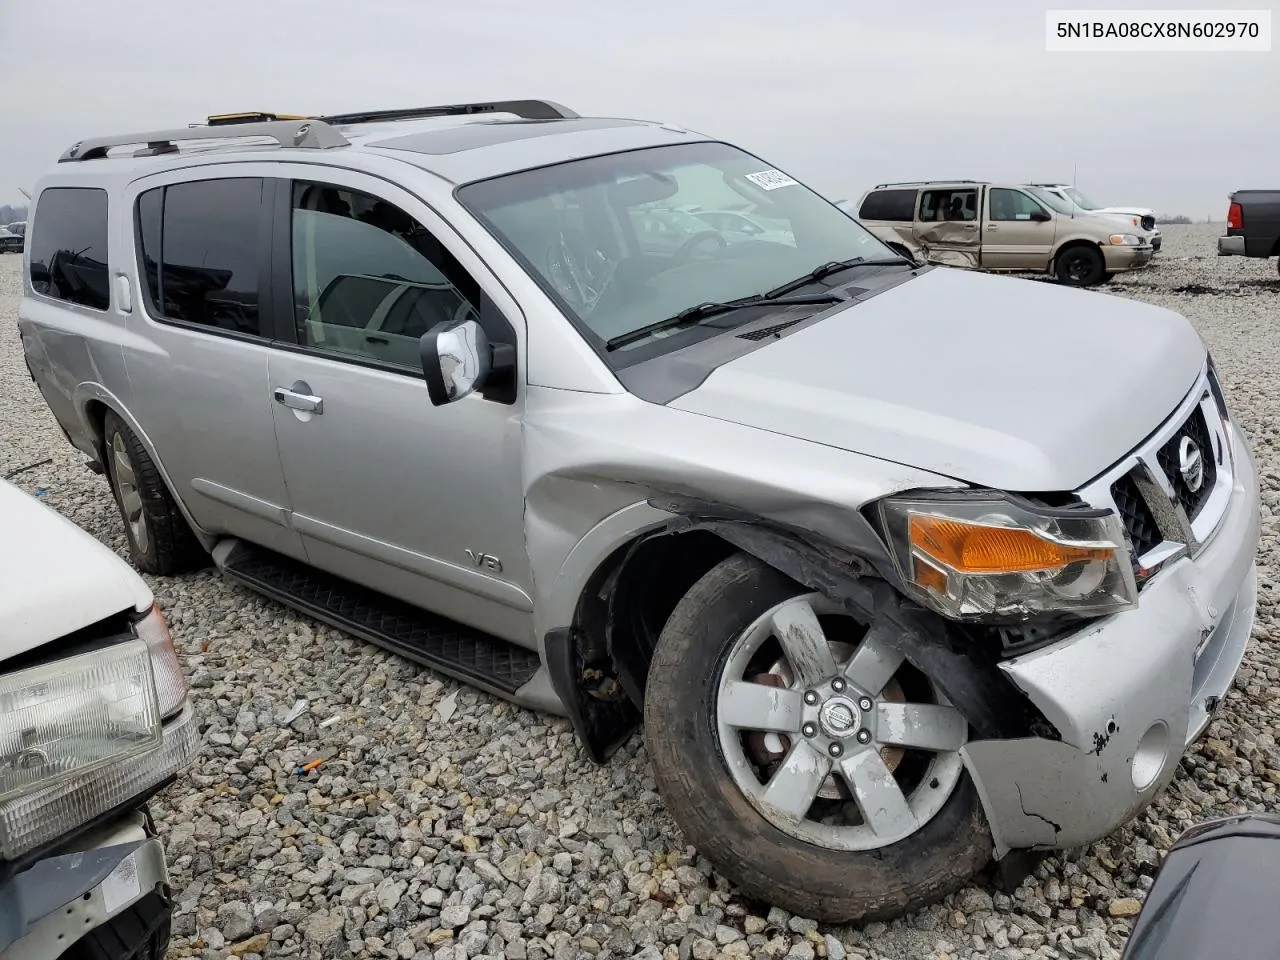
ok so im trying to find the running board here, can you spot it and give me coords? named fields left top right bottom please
left=218, top=542, right=540, bottom=696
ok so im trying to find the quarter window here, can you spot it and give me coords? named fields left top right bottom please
left=989, top=189, right=1048, bottom=222
left=857, top=189, right=916, bottom=222
left=28, top=187, right=110, bottom=311
left=289, top=181, right=481, bottom=370
left=136, top=178, right=266, bottom=335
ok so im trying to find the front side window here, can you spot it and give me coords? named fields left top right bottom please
left=457, top=141, right=896, bottom=362
left=289, top=182, right=481, bottom=370
left=29, top=187, right=110, bottom=310
left=137, top=178, right=265, bottom=335
left=989, top=188, right=1049, bottom=222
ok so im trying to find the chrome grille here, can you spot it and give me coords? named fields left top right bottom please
left=1081, top=364, right=1234, bottom=584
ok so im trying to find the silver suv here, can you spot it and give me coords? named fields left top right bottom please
left=18, top=100, right=1260, bottom=923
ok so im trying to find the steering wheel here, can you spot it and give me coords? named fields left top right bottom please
left=676, top=230, right=727, bottom=261
left=545, top=226, right=617, bottom=313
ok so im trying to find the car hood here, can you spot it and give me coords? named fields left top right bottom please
left=1092, top=205, right=1156, bottom=220
left=0, top=479, right=152, bottom=660
left=670, top=267, right=1206, bottom=491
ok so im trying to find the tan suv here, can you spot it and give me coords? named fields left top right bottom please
left=855, top=180, right=1154, bottom=286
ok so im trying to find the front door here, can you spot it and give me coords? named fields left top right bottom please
left=981, top=187, right=1057, bottom=270
left=121, top=173, right=305, bottom=560
left=913, top=187, right=982, bottom=267
left=262, top=169, right=534, bottom=645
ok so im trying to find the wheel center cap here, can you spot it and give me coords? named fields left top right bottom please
left=818, top=696, right=861, bottom=739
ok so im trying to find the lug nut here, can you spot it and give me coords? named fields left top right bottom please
left=802, top=722, right=817, bottom=738
left=856, top=729, right=872, bottom=744
left=828, top=743, right=843, bottom=757
left=858, top=696, right=873, bottom=712
left=831, top=677, right=846, bottom=693
left=803, top=690, right=819, bottom=705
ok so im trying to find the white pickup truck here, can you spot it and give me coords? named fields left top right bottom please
left=0, top=477, right=199, bottom=960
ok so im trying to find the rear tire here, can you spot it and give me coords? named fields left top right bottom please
left=1055, top=245, right=1105, bottom=286
left=644, top=552, right=992, bottom=923
left=103, top=411, right=208, bottom=575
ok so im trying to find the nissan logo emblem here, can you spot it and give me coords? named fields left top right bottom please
left=1179, top=436, right=1204, bottom=493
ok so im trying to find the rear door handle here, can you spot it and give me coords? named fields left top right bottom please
left=273, top=387, right=324, bottom=414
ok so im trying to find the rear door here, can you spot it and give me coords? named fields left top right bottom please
left=913, top=186, right=982, bottom=267
left=121, top=170, right=304, bottom=559
left=981, top=187, right=1056, bottom=270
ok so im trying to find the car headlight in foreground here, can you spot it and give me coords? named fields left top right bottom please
left=877, top=493, right=1138, bottom=622
left=0, top=610, right=200, bottom=860
left=1108, top=234, right=1143, bottom=246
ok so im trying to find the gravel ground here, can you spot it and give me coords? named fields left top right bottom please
left=2, top=224, right=1278, bottom=960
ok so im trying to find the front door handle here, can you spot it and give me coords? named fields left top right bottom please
left=986, top=224, right=998, bottom=231
left=274, top=387, right=324, bottom=414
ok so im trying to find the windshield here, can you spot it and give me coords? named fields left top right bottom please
left=1064, top=187, right=1102, bottom=210
left=1029, top=187, right=1076, bottom=215
left=457, top=141, right=897, bottom=363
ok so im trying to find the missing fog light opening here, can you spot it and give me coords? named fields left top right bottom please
left=1131, top=721, right=1170, bottom=791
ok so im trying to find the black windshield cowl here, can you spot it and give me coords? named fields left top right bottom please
left=764, top=257, right=911, bottom=299
left=605, top=292, right=844, bottom=351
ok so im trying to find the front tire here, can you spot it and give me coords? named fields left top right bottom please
left=644, top=553, right=992, bottom=922
left=103, top=411, right=208, bottom=575
left=1055, top=245, right=1105, bottom=286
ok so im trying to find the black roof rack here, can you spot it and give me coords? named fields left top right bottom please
left=873, top=179, right=980, bottom=189
left=317, top=99, right=579, bottom=126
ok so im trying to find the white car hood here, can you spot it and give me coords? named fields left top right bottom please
left=1093, top=205, right=1156, bottom=220
left=672, top=267, right=1206, bottom=491
left=0, top=479, right=152, bottom=659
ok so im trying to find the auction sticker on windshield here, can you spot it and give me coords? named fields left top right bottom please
left=745, top=170, right=798, bottom=190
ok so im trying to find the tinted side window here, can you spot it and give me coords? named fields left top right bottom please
left=156, top=178, right=264, bottom=335
left=29, top=187, right=110, bottom=310
left=858, top=189, right=916, bottom=222
left=137, top=187, right=162, bottom=312
left=290, top=181, right=481, bottom=370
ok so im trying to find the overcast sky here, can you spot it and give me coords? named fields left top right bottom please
left=1, top=0, right=1275, bottom=219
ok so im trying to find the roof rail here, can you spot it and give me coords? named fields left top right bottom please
left=316, top=99, right=579, bottom=126
left=872, top=179, right=980, bottom=189
left=58, top=119, right=350, bottom=163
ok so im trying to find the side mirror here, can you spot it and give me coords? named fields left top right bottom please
left=419, top=318, right=515, bottom=407
left=1029, top=209, right=1052, bottom=223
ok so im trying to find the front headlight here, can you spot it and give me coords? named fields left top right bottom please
left=0, top=640, right=161, bottom=805
left=1108, top=233, right=1142, bottom=246
left=877, top=493, right=1138, bottom=622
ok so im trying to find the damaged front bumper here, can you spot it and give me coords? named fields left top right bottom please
left=0, top=811, right=170, bottom=959
left=961, top=423, right=1260, bottom=857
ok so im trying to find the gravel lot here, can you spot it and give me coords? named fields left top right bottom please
left=2, top=225, right=1278, bottom=960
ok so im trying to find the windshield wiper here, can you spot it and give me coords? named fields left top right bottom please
left=605, top=292, right=843, bottom=351
left=763, top=256, right=910, bottom=299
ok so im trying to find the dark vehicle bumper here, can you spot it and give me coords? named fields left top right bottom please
left=0, top=812, right=170, bottom=959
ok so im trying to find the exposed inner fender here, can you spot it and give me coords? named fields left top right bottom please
left=653, top=500, right=1056, bottom=743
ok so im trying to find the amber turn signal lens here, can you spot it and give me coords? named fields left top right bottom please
left=909, top=514, right=1113, bottom=574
